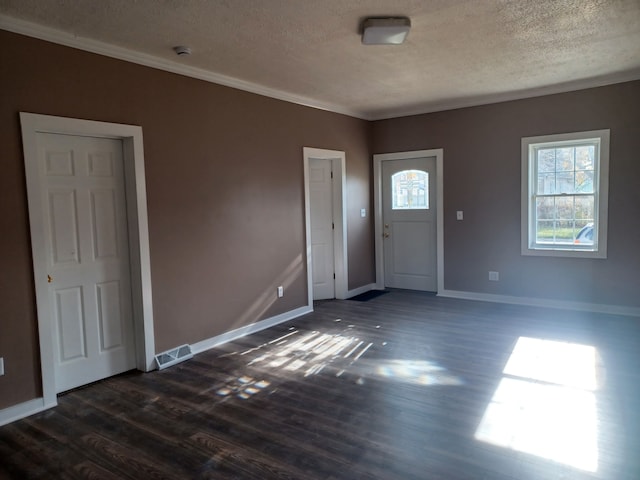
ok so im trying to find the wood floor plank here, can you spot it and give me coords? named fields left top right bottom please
left=1, top=290, right=638, bottom=479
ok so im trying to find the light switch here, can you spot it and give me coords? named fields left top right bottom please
left=361, top=208, right=366, bottom=218
left=456, top=211, right=463, bottom=220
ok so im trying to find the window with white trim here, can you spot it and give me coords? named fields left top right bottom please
left=521, top=130, right=609, bottom=258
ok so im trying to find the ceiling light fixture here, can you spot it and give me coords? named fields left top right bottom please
left=362, top=17, right=411, bottom=45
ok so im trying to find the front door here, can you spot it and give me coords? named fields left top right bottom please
left=382, top=156, right=437, bottom=291
left=309, top=158, right=335, bottom=300
left=37, top=132, right=136, bottom=392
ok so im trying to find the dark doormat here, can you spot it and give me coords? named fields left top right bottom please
left=348, top=290, right=389, bottom=302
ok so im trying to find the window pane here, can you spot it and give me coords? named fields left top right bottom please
left=537, top=173, right=555, bottom=194
left=575, top=170, right=594, bottom=193
left=536, top=220, right=555, bottom=243
left=536, top=197, right=555, bottom=243
left=391, top=170, right=428, bottom=210
left=555, top=220, right=575, bottom=243
left=536, top=197, right=554, bottom=221
left=555, top=197, right=576, bottom=243
left=575, top=196, right=594, bottom=221
left=574, top=223, right=594, bottom=245
left=575, top=146, right=595, bottom=170
left=556, top=172, right=575, bottom=194
left=556, top=148, right=574, bottom=172
left=538, top=149, right=556, bottom=172
left=555, top=196, right=575, bottom=220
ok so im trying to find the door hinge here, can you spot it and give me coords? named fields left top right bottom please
left=333, top=273, right=336, bottom=279
left=332, top=222, right=335, bottom=230
left=331, top=171, right=333, bottom=179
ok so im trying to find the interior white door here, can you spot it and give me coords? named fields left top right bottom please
left=38, top=132, right=136, bottom=392
left=309, top=158, right=335, bottom=300
left=382, top=156, right=437, bottom=291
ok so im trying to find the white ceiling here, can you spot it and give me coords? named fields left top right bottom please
left=1, top=0, right=640, bottom=120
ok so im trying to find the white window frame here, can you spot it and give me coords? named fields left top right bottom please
left=521, top=129, right=610, bottom=259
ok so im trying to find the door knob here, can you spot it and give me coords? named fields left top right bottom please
left=384, top=232, right=390, bottom=238
left=47, top=275, right=53, bottom=283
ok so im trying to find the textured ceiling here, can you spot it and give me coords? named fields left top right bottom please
left=1, top=0, right=640, bottom=119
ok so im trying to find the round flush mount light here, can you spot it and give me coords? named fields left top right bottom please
left=362, top=17, right=411, bottom=45
left=173, top=46, right=192, bottom=56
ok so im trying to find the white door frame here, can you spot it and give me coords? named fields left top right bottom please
left=303, top=147, right=348, bottom=303
left=20, top=112, right=155, bottom=411
left=373, top=149, right=444, bottom=294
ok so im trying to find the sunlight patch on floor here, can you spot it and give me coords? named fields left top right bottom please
left=376, top=360, right=463, bottom=386
left=246, top=329, right=371, bottom=378
left=503, top=337, right=598, bottom=390
left=475, top=337, right=600, bottom=472
left=215, top=320, right=463, bottom=400
left=216, top=377, right=271, bottom=399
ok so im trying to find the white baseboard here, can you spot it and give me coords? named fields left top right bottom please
left=344, top=283, right=377, bottom=299
left=438, top=289, right=640, bottom=317
left=0, top=397, right=56, bottom=427
left=190, top=305, right=313, bottom=355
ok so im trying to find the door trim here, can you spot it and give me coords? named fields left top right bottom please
left=373, top=149, right=444, bottom=294
left=303, top=147, right=348, bottom=302
left=20, top=112, right=155, bottom=410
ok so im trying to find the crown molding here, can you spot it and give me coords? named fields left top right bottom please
left=0, top=14, right=367, bottom=120
left=3, top=14, right=640, bottom=122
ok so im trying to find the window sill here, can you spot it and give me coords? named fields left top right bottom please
left=521, top=246, right=607, bottom=259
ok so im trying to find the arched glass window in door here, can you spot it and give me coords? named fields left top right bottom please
left=391, top=170, right=428, bottom=209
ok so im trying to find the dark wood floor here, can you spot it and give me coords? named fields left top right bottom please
left=1, top=290, right=639, bottom=479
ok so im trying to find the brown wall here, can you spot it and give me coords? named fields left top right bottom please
left=2, top=28, right=638, bottom=415
left=0, top=31, right=375, bottom=409
left=373, top=81, right=640, bottom=307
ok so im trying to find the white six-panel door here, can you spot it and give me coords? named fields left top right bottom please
left=309, top=158, right=335, bottom=300
left=38, top=132, right=136, bottom=392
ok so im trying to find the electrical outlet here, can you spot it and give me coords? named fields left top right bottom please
left=489, top=271, right=499, bottom=281
left=277, top=286, right=284, bottom=298
left=0, top=357, right=4, bottom=376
